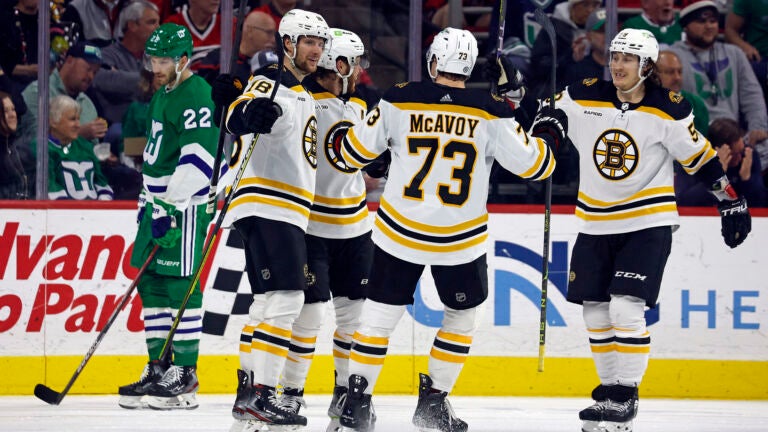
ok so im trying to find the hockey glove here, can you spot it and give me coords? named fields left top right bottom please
left=151, top=198, right=181, bottom=248
left=363, top=150, right=391, bottom=179
left=718, top=196, right=751, bottom=248
left=531, top=106, right=568, bottom=150
left=211, top=73, right=244, bottom=121
left=136, top=192, right=147, bottom=225
left=243, top=97, right=283, bottom=134
left=483, top=54, right=525, bottom=101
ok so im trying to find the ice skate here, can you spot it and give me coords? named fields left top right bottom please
left=339, top=374, right=376, bottom=432
left=146, top=365, right=199, bottom=410
left=233, top=369, right=253, bottom=420
left=411, top=373, right=467, bottom=432
left=601, top=385, right=638, bottom=432
left=240, top=384, right=307, bottom=431
left=326, top=383, right=347, bottom=432
left=278, top=387, right=307, bottom=416
left=118, top=359, right=168, bottom=409
left=579, top=384, right=610, bottom=432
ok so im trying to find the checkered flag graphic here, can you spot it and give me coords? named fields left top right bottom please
left=201, top=229, right=254, bottom=336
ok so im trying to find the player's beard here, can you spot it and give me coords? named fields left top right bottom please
left=295, top=56, right=318, bottom=76
left=155, top=67, right=178, bottom=88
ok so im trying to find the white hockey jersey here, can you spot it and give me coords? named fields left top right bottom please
left=304, top=79, right=371, bottom=239
left=341, top=80, right=555, bottom=265
left=223, top=64, right=318, bottom=231
left=556, top=78, right=717, bottom=234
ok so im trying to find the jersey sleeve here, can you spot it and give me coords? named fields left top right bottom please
left=225, top=73, right=294, bottom=137
left=490, top=116, right=555, bottom=181
left=164, top=81, right=220, bottom=210
left=340, top=99, right=392, bottom=169
left=664, top=112, right=717, bottom=175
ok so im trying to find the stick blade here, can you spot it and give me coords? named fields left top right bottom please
left=34, top=384, right=62, bottom=405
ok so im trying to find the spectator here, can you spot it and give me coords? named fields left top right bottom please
left=656, top=50, right=709, bottom=135
left=0, top=0, right=41, bottom=91
left=93, top=0, right=159, bottom=129
left=0, top=90, right=33, bottom=199
left=62, top=0, right=131, bottom=47
left=45, top=95, right=114, bottom=200
left=165, top=0, right=229, bottom=71
left=250, top=0, right=296, bottom=27
left=724, top=0, right=768, bottom=104
left=0, top=65, right=27, bottom=120
left=197, top=10, right=277, bottom=85
left=622, top=0, right=683, bottom=47
left=17, top=41, right=108, bottom=152
left=529, top=0, right=602, bottom=98
left=120, top=68, right=161, bottom=169
left=564, top=8, right=608, bottom=86
left=670, top=0, right=768, bottom=183
left=676, top=118, right=767, bottom=206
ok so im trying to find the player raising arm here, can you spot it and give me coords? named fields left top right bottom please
left=543, top=28, right=751, bottom=432
left=336, top=27, right=562, bottom=432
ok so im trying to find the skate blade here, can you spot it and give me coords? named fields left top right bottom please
left=265, top=425, right=305, bottom=432
left=146, top=394, right=199, bottom=410
left=118, top=396, right=148, bottom=410
left=581, top=420, right=606, bottom=432
left=326, top=418, right=341, bottom=432
left=602, top=420, right=633, bottom=432
left=231, top=420, right=266, bottom=432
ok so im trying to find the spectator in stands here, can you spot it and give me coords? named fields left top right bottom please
left=724, top=0, right=768, bottom=106
left=564, top=8, right=607, bottom=86
left=93, top=1, right=159, bottom=147
left=622, top=0, right=682, bottom=47
left=0, top=90, right=34, bottom=199
left=529, top=0, right=602, bottom=98
left=250, top=0, right=296, bottom=27
left=45, top=95, right=114, bottom=200
left=0, top=64, right=27, bottom=121
left=17, top=41, right=108, bottom=152
left=165, top=0, right=229, bottom=71
left=197, top=10, right=277, bottom=85
left=670, top=0, right=768, bottom=184
left=0, top=0, right=41, bottom=91
left=120, top=68, right=161, bottom=168
left=62, top=0, right=131, bottom=47
left=676, top=117, right=767, bottom=207
left=656, top=50, right=709, bottom=135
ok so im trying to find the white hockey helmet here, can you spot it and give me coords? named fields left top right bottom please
left=278, top=9, right=330, bottom=47
left=425, top=27, right=478, bottom=79
left=319, top=28, right=367, bottom=72
left=609, top=28, right=659, bottom=76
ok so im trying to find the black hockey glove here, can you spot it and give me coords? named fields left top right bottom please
left=718, top=196, right=751, bottom=248
left=363, top=150, right=391, bottom=179
left=531, top=106, right=568, bottom=150
left=150, top=199, right=181, bottom=248
left=243, top=98, right=283, bottom=134
left=211, top=73, right=244, bottom=120
left=483, top=54, right=525, bottom=98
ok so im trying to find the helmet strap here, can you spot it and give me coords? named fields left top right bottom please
left=166, top=56, right=189, bottom=92
left=427, top=57, right=437, bottom=80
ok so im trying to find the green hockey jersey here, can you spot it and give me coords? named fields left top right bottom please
left=47, top=136, right=114, bottom=200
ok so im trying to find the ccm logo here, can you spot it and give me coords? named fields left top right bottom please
left=722, top=203, right=747, bottom=215
left=615, top=271, right=647, bottom=281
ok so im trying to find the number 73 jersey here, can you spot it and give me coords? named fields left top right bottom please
left=341, top=80, right=555, bottom=265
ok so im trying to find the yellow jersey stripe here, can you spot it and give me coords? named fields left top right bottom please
left=346, top=128, right=379, bottom=161
left=313, top=192, right=367, bottom=206
left=375, top=218, right=488, bottom=253
left=436, top=330, right=473, bottom=344
left=309, top=211, right=369, bottom=225
left=239, top=177, right=315, bottom=200
left=430, top=348, right=468, bottom=364
left=578, top=186, right=675, bottom=208
left=350, top=351, right=386, bottom=365
left=576, top=203, right=678, bottom=221
left=257, top=322, right=291, bottom=338
left=231, top=195, right=311, bottom=218
left=353, top=332, right=388, bottom=346
left=251, top=341, right=289, bottom=357
left=380, top=198, right=487, bottom=234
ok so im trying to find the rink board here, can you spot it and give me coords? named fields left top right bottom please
left=1, top=201, right=766, bottom=398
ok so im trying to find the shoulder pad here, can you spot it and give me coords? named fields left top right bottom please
left=643, top=86, right=693, bottom=120
left=567, top=78, right=614, bottom=102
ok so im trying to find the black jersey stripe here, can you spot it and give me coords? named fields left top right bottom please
left=253, top=331, right=291, bottom=349
left=577, top=195, right=676, bottom=214
left=433, top=339, right=471, bottom=354
left=233, top=185, right=313, bottom=210
left=615, top=335, right=651, bottom=346
left=310, top=200, right=368, bottom=215
left=287, top=343, right=315, bottom=355
left=378, top=209, right=487, bottom=244
left=352, top=343, right=388, bottom=357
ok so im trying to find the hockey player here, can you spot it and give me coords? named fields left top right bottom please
left=336, top=27, right=563, bottom=432
left=272, top=28, right=374, bottom=430
left=222, top=8, right=330, bottom=430
left=544, top=28, right=752, bottom=432
left=118, top=23, right=220, bottom=410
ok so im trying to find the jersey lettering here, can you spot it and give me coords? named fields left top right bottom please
left=409, top=113, right=479, bottom=138
left=403, top=137, right=477, bottom=206
left=60, top=160, right=96, bottom=200
left=144, top=119, right=164, bottom=165
left=182, top=107, right=212, bottom=129
left=687, top=122, right=699, bottom=142
left=366, top=107, right=381, bottom=126
left=246, top=79, right=273, bottom=95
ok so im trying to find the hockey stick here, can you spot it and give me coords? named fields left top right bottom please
left=207, top=0, right=249, bottom=214
left=34, top=245, right=160, bottom=405
left=490, top=0, right=507, bottom=96
left=157, top=31, right=285, bottom=364
left=534, top=7, right=555, bottom=373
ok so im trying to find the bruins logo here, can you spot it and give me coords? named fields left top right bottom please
left=303, top=115, right=318, bottom=168
left=593, top=129, right=638, bottom=180
left=325, top=120, right=355, bottom=173
left=582, top=77, right=598, bottom=86
left=395, top=82, right=409, bottom=88
left=669, top=91, right=683, bottom=103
